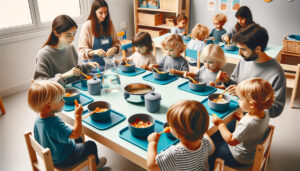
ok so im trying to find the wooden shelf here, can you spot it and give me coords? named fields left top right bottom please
left=137, top=7, right=177, bottom=13
left=138, top=24, right=173, bottom=29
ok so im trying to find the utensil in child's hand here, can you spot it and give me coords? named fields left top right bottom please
left=152, top=67, right=162, bottom=74
left=212, top=113, right=218, bottom=117
left=218, top=89, right=227, bottom=101
left=124, top=60, right=130, bottom=66
left=187, top=76, right=197, bottom=84
left=74, top=100, right=79, bottom=107
left=82, top=107, right=101, bottom=119
left=80, top=71, right=92, bottom=79
left=227, top=40, right=230, bottom=45
left=213, top=71, right=223, bottom=84
left=159, top=127, right=171, bottom=134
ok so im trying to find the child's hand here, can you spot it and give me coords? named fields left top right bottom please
left=209, top=81, right=215, bottom=87
left=106, top=47, right=117, bottom=57
left=212, top=114, right=224, bottom=126
left=140, top=64, right=148, bottom=70
left=223, top=35, right=229, bottom=43
left=217, top=71, right=230, bottom=83
left=168, top=69, right=177, bottom=75
left=234, top=112, right=244, bottom=121
left=227, top=85, right=237, bottom=96
left=149, top=64, right=159, bottom=69
left=74, top=104, right=83, bottom=117
left=147, top=132, right=160, bottom=143
left=183, top=71, right=189, bottom=78
left=87, top=62, right=99, bottom=69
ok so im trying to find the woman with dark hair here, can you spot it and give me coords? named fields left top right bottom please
left=78, top=0, right=121, bottom=70
left=34, top=15, right=98, bottom=86
left=222, top=6, right=254, bottom=43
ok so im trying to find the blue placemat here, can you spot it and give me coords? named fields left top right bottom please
left=82, top=109, right=126, bottom=130
left=72, top=81, right=87, bottom=91
left=201, top=97, right=239, bottom=119
left=142, top=73, right=178, bottom=85
left=63, top=93, right=94, bottom=112
left=111, top=68, right=146, bottom=77
left=119, top=120, right=179, bottom=153
left=221, top=46, right=239, bottom=55
left=178, top=81, right=217, bottom=96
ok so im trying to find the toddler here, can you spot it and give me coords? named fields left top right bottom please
left=184, top=44, right=226, bottom=89
left=121, top=32, right=156, bottom=70
left=170, top=13, right=188, bottom=35
left=209, top=13, right=227, bottom=43
left=209, top=78, right=274, bottom=169
left=150, top=34, right=189, bottom=77
left=27, top=80, right=106, bottom=169
left=147, top=100, right=215, bottom=171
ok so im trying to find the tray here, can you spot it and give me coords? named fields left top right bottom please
left=201, top=97, right=239, bottom=119
left=82, top=109, right=126, bottom=130
left=63, top=93, right=94, bottom=112
left=178, top=81, right=217, bottom=96
left=111, top=67, right=146, bottom=77
left=142, top=73, right=178, bottom=85
left=72, top=81, right=87, bottom=91
left=221, top=46, right=239, bottom=55
left=119, top=120, right=179, bottom=153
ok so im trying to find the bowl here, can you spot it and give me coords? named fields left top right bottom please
left=182, top=35, right=191, bottom=41
left=224, top=44, right=236, bottom=51
left=152, top=68, right=169, bottom=80
left=87, top=101, right=111, bottom=122
left=123, top=83, right=155, bottom=103
left=207, top=93, right=231, bottom=112
left=189, top=79, right=206, bottom=91
left=128, top=113, right=155, bottom=138
left=121, top=62, right=136, bottom=73
left=63, top=88, right=80, bottom=105
left=163, top=122, right=176, bottom=139
left=205, top=37, right=214, bottom=44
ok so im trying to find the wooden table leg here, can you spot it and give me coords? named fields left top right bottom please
left=0, top=97, right=6, bottom=115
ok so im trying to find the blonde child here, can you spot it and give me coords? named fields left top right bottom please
left=121, top=32, right=156, bottom=70
left=170, top=13, right=188, bottom=35
left=209, top=78, right=274, bottom=169
left=147, top=100, right=215, bottom=171
left=184, top=44, right=226, bottom=89
left=150, top=34, right=189, bottom=76
left=209, top=13, right=227, bottom=43
left=28, top=80, right=106, bottom=169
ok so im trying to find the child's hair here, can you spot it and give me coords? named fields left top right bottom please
left=162, top=34, right=185, bottom=54
left=200, top=44, right=226, bottom=69
left=191, top=24, right=209, bottom=40
left=43, top=15, right=77, bottom=47
left=236, top=77, right=274, bottom=111
left=212, top=13, right=227, bottom=26
left=132, top=32, right=153, bottom=53
left=28, top=80, right=65, bottom=113
left=174, top=13, right=188, bottom=26
left=167, top=100, right=209, bottom=141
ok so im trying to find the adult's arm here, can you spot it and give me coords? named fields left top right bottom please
left=269, top=73, right=286, bottom=118
left=110, top=22, right=121, bottom=54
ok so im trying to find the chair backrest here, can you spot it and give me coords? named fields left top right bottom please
left=185, top=48, right=201, bottom=68
left=117, top=30, right=126, bottom=40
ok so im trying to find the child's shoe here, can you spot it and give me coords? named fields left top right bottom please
left=96, top=157, right=107, bottom=170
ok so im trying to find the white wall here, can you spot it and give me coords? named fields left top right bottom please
left=0, top=0, right=134, bottom=97
left=189, top=0, right=300, bottom=45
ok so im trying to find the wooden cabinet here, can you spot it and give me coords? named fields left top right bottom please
left=133, top=0, right=190, bottom=38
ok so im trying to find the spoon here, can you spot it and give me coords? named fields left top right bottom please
left=124, top=60, right=130, bottom=66
left=82, top=107, right=101, bottom=119
left=74, top=100, right=79, bottom=107
left=159, top=127, right=171, bottom=134
left=187, top=76, right=197, bottom=84
left=227, top=40, right=230, bottom=45
left=218, top=89, right=227, bottom=101
left=80, top=71, right=92, bottom=79
left=213, top=71, right=223, bottom=84
left=152, top=67, right=162, bottom=74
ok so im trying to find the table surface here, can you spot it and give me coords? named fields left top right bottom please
left=59, top=70, right=238, bottom=169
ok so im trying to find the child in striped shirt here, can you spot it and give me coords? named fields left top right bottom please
left=147, top=100, right=215, bottom=171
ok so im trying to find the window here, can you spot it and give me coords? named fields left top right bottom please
left=0, top=0, right=89, bottom=39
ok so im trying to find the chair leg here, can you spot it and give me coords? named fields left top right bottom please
left=0, top=97, right=6, bottom=115
left=122, top=50, right=127, bottom=58
left=290, top=64, right=300, bottom=108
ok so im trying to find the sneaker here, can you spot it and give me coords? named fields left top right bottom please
left=96, top=157, right=107, bottom=170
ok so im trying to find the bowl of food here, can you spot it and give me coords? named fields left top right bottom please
left=224, top=44, right=236, bottom=51
left=128, top=113, right=155, bottom=138
left=63, top=88, right=80, bottom=105
left=182, top=34, right=191, bottom=41
left=123, top=83, right=155, bottom=103
left=152, top=68, right=169, bottom=80
left=189, top=79, right=206, bottom=91
left=121, top=61, right=136, bottom=73
left=207, top=93, right=230, bottom=112
left=87, top=101, right=111, bottom=122
left=205, top=37, right=214, bottom=44
left=163, top=122, right=176, bottom=139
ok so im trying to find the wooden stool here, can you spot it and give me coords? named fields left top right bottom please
left=0, top=97, right=6, bottom=115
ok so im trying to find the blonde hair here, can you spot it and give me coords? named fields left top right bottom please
left=167, top=100, right=209, bottom=141
left=161, top=34, right=185, bottom=54
left=28, top=80, right=65, bottom=113
left=236, top=78, right=274, bottom=111
left=212, top=13, right=227, bottom=25
left=200, top=44, right=226, bottom=69
left=191, top=24, right=209, bottom=40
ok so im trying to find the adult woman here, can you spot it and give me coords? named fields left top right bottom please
left=33, top=15, right=98, bottom=86
left=78, top=0, right=121, bottom=70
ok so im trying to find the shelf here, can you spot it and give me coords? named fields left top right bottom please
left=138, top=24, right=173, bottom=30
left=137, top=7, right=177, bottom=13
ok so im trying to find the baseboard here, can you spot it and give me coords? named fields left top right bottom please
left=0, top=80, right=31, bottom=98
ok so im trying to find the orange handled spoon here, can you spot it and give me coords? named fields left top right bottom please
left=187, top=76, right=197, bottom=84
left=159, top=127, right=171, bottom=134
left=153, top=67, right=162, bottom=74
left=80, top=71, right=92, bottom=79
left=82, top=107, right=101, bottom=119
left=74, top=100, right=79, bottom=107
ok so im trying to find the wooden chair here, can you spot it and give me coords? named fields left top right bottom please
left=24, top=131, right=96, bottom=171
left=118, top=30, right=135, bottom=58
left=184, top=48, right=201, bottom=72
left=214, top=125, right=275, bottom=171
left=0, top=96, right=6, bottom=115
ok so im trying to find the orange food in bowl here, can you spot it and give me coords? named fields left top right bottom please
left=130, top=118, right=153, bottom=128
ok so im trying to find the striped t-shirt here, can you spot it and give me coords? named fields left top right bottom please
left=156, top=136, right=213, bottom=171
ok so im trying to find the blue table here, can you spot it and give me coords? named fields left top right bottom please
left=59, top=70, right=238, bottom=169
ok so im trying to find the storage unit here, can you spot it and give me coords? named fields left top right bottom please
left=138, top=28, right=168, bottom=38
left=283, top=35, right=300, bottom=55
left=138, top=12, right=163, bottom=26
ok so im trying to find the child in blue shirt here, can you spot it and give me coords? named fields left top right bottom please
left=147, top=100, right=215, bottom=171
left=170, top=13, right=188, bottom=35
left=209, top=13, right=227, bottom=43
left=28, top=80, right=106, bottom=169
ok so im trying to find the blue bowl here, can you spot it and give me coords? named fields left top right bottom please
left=225, top=44, right=236, bottom=51
left=182, top=35, right=191, bottom=41
left=163, top=122, right=176, bottom=139
left=63, top=88, right=80, bottom=105
left=88, top=101, right=111, bottom=122
left=205, top=37, right=214, bottom=44
left=121, top=62, right=136, bottom=73
left=208, top=93, right=230, bottom=112
left=128, top=113, right=155, bottom=138
left=189, top=79, right=206, bottom=91
left=152, top=68, right=169, bottom=80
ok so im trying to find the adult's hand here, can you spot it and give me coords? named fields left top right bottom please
left=87, top=62, right=99, bottom=69
left=106, top=47, right=117, bottom=57
left=62, top=67, right=81, bottom=79
left=223, top=35, right=229, bottom=43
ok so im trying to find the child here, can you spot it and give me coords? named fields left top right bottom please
left=150, top=34, right=189, bottom=76
left=209, top=13, right=227, bottom=43
left=209, top=78, right=274, bottom=169
left=147, top=100, right=215, bottom=171
left=121, top=32, right=156, bottom=70
left=170, top=13, right=188, bottom=35
left=187, top=24, right=210, bottom=66
left=27, top=80, right=106, bottom=169
left=184, top=44, right=226, bottom=89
